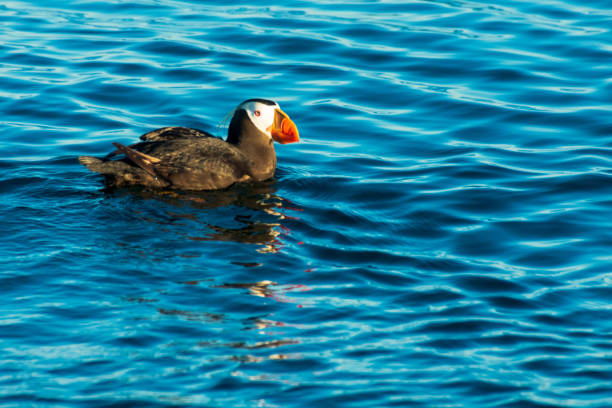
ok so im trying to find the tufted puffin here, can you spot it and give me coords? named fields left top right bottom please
left=78, top=99, right=299, bottom=190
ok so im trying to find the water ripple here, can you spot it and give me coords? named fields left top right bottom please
left=1, top=0, right=612, bottom=407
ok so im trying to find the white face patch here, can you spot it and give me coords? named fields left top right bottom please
left=239, top=100, right=279, bottom=138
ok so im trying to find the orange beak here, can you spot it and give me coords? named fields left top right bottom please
left=270, top=108, right=299, bottom=144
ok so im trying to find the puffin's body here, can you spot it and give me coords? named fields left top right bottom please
left=78, top=99, right=299, bottom=190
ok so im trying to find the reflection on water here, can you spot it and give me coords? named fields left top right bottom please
left=154, top=279, right=304, bottom=365
left=227, top=353, right=297, bottom=364
left=121, top=178, right=283, bottom=211
left=248, top=318, right=288, bottom=331
left=187, top=220, right=284, bottom=253
left=6, top=0, right=611, bottom=404
left=199, top=339, right=299, bottom=351
left=157, top=308, right=224, bottom=323
left=214, top=280, right=278, bottom=298
left=200, top=337, right=301, bottom=364
left=101, top=178, right=302, bottom=253
left=215, top=281, right=311, bottom=305
left=112, top=188, right=309, bottom=367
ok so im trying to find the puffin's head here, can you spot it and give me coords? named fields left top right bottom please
left=235, top=99, right=299, bottom=144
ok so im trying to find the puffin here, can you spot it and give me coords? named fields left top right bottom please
left=78, top=98, right=299, bottom=190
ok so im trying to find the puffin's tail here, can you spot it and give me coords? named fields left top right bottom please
left=79, top=154, right=169, bottom=188
left=79, top=156, right=106, bottom=173
left=79, top=155, right=124, bottom=175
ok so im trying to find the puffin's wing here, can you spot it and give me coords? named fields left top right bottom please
left=139, top=126, right=213, bottom=142
left=111, top=140, right=253, bottom=190
left=105, top=127, right=214, bottom=159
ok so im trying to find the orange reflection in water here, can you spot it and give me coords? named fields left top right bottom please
left=214, top=280, right=311, bottom=304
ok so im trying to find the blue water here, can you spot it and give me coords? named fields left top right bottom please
left=1, top=0, right=612, bottom=406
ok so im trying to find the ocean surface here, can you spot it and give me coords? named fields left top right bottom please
left=1, top=0, right=612, bottom=406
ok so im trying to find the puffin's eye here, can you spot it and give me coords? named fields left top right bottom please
left=254, top=110, right=261, bottom=117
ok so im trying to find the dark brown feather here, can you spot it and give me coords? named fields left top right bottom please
left=111, top=142, right=164, bottom=179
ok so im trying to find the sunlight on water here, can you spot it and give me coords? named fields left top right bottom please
left=1, top=0, right=611, bottom=406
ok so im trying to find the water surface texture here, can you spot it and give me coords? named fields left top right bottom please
left=2, top=0, right=612, bottom=406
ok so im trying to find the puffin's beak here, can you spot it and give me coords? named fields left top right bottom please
left=270, top=108, right=299, bottom=144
